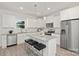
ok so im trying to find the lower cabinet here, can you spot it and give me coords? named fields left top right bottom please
left=0, top=35, right=1, bottom=47
left=1, top=33, right=30, bottom=48
left=1, top=35, right=7, bottom=48
left=1, top=34, right=17, bottom=48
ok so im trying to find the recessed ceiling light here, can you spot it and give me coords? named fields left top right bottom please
left=47, top=8, right=51, bottom=10
left=20, top=7, right=23, bottom=10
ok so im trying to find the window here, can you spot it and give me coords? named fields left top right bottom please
left=16, top=21, right=25, bottom=29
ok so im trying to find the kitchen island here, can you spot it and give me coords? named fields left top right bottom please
left=25, top=33, right=57, bottom=56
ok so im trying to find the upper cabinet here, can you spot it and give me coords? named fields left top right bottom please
left=60, top=6, right=79, bottom=20
left=27, top=18, right=45, bottom=28
left=2, top=14, right=16, bottom=28
left=0, top=15, right=2, bottom=27
left=2, top=14, right=27, bottom=29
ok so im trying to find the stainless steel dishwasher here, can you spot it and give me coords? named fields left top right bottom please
left=7, top=34, right=17, bottom=47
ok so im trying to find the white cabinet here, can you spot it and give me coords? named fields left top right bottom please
left=60, top=6, right=79, bottom=20
left=0, top=15, right=2, bottom=47
left=0, top=36, right=1, bottom=47
left=2, top=14, right=16, bottom=28
left=1, top=35, right=7, bottom=48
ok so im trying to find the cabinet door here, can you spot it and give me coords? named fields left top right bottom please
left=7, top=35, right=17, bottom=46
left=2, top=15, right=16, bottom=28
left=0, top=15, right=2, bottom=47
left=1, top=35, right=7, bottom=48
left=0, top=35, right=1, bottom=47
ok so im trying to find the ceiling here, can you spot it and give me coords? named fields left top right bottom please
left=0, top=2, right=79, bottom=17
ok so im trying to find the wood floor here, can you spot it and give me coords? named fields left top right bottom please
left=56, top=46, right=79, bottom=56
left=0, top=43, right=79, bottom=56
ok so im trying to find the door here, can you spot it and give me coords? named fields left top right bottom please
left=60, top=21, right=67, bottom=48
left=7, top=34, right=17, bottom=46
left=66, top=21, right=72, bottom=50
left=70, top=20, right=79, bottom=52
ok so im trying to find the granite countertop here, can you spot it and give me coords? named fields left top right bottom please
left=1, top=31, right=57, bottom=42
left=1, top=31, right=38, bottom=35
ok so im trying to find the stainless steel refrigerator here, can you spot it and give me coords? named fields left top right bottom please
left=60, top=19, right=79, bottom=53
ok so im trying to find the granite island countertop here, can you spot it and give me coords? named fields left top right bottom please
left=25, top=32, right=57, bottom=42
